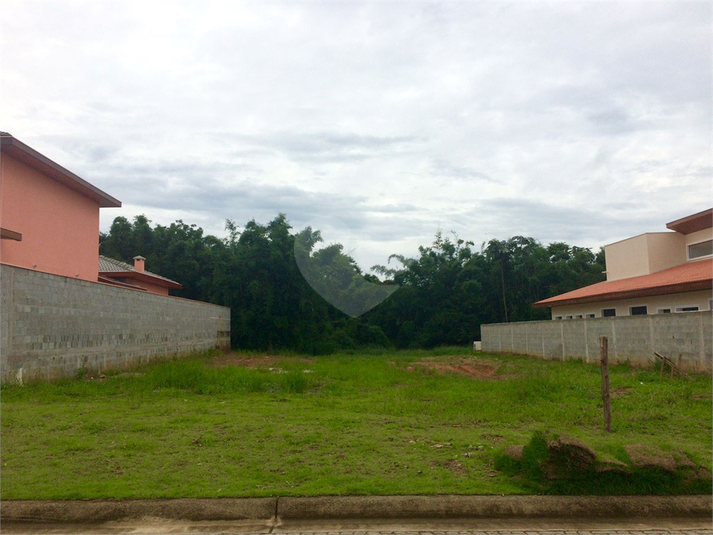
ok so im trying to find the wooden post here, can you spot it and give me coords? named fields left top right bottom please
left=600, top=336, right=611, bottom=432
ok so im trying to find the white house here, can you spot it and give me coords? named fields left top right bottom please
left=534, top=208, right=713, bottom=319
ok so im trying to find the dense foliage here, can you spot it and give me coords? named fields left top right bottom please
left=100, top=214, right=605, bottom=352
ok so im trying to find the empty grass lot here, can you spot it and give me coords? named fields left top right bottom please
left=1, top=348, right=710, bottom=499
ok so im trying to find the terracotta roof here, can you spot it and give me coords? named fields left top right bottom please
left=99, top=255, right=182, bottom=289
left=533, top=258, right=713, bottom=308
left=0, top=133, right=121, bottom=208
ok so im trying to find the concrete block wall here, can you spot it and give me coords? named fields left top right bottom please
left=481, top=312, right=712, bottom=373
left=1, top=264, right=230, bottom=382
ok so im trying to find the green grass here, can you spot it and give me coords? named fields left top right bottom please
left=1, top=349, right=711, bottom=499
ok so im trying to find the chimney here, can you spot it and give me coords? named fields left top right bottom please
left=133, top=255, right=146, bottom=272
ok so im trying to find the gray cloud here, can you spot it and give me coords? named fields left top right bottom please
left=1, top=1, right=709, bottom=273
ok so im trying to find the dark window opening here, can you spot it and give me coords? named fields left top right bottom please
left=630, top=305, right=648, bottom=316
left=602, top=308, right=616, bottom=317
left=688, top=239, right=713, bottom=259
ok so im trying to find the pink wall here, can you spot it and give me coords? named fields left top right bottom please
left=138, top=280, right=170, bottom=296
left=0, top=154, right=100, bottom=281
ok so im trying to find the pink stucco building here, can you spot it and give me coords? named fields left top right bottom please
left=0, top=132, right=121, bottom=282
left=0, top=132, right=183, bottom=297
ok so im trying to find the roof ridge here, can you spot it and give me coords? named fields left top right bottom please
left=98, top=254, right=181, bottom=286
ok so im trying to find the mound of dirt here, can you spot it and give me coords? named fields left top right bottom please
left=543, top=437, right=596, bottom=480
left=412, top=357, right=499, bottom=379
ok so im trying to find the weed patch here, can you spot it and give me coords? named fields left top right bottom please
left=1, top=349, right=710, bottom=499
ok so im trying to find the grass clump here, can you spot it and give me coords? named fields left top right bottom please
left=495, top=430, right=713, bottom=495
left=141, top=360, right=314, bottom=394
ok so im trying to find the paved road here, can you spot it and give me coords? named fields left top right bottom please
left=3, top=518, right=712, bottom=535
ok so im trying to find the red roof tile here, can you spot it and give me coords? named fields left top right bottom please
left=99, top=255, right=182, bottom=289
left=533, top=258, right=713, bottom=308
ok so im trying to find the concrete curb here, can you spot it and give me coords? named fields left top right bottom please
left=1, top=495, right=711, bottom=524
left=277, top=495, right=713, bottom=519
left=0, top=498, right=276, bottom=523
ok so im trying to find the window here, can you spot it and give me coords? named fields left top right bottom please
left=676, top=306, right=699, bottom=313
left=602, top=308, right=616, bottom=317
left=630, top=305, right=648, bottom=316
left=574, top=314, right=583, bottom=319
left=688, top=239, right=713, bottom=260
left=565, top=315, right=573, bottom=320
left=585, top=313, right=596, bottom=318
left=657, top=308, right=672, bottom=314
left=554, top=316, right=563, bottom=320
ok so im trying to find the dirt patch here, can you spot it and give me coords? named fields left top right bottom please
left=433, top=459, right=467, bottom=476
left=411, top=357, right=499, bottom=379
left=503, top=445, right=524, bottom=462
left=612, top=386, right=631, bottom=398
left=625, top=444, right=677, bottom=472
left=210, top=354, right=313, bottom=369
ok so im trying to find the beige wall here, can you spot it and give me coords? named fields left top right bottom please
left=685, top=228, right=713, bottom=246
left=646, top=232, right=687, bottom=274
left=685, top=228, right=713, bottom=260
left=551, top=289, right=712, bottom=319
left=604, top=232, right=685, bottom=281
left=604, top=234, right=650, bottom=281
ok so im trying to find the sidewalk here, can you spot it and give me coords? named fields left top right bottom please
left=1, top=495, right=711, bottom=534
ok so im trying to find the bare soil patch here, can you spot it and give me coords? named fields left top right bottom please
left=625, top=444, right=677, bottom=472
left=433, top=459, right=467, bottom=476
left=409, top=357, right=499, bottom=379
left=210, top=354, right=313, bottom=369
left=612, top=386, right=631, bottom=398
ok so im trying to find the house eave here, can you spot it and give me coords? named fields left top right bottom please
left=99, top=270, right=183, bottom=290
left=533, top=280, right=712, bottom=308
left=0, top=134, right=122, bottom=208
left=666, top=208, right=713, bottom=235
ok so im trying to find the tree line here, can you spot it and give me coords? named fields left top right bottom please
left=100, top=214, right=605, bottom=353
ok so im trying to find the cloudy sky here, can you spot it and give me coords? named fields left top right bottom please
left=2, top=1, right=710, bottom=272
